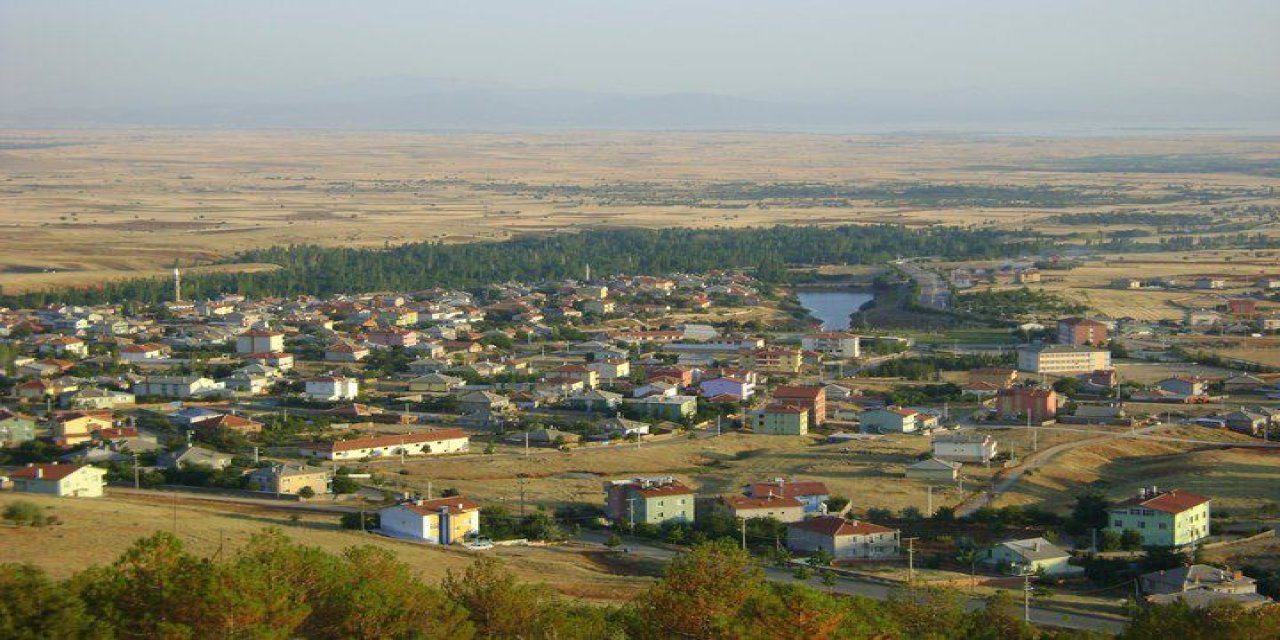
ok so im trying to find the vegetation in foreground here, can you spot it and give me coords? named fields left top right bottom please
left=1, top=530, right=1278, bottom=639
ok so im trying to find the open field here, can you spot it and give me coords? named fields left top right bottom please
left=365, top=430, right=1078, bottom=518
left=990, top=425, right=1280, bottom=515
left=0, top=492, right=652, bottom=601
left=2, top=130, right=1280, bottom=292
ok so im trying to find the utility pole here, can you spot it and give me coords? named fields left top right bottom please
left=1023, top=572, right=1032, bottom=623
left=518, top=476, right=527, bottom=516
left=525, top=430, right=530, bottom=456
left=627, top=496, right=636, bottom=534
left=903, top=537, right=919, bottom=583
left=926, top=486, right=935, bottom=517
left=132, top=451, right=140, bottom=489
left=427, top=480, right=433, bottom=500
left=1091, top=528, right=1098, bottom=554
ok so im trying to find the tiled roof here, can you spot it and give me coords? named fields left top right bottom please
left=788, top=515, right=895, bottom=537
left=749, top=480, right=830, bottom=499
left=1113, top=489, right=1210, bottom=514
left=307, top=429, right=468, bottom=453
left=7, top=463, right=89, bottom=481
left=397, top=497, right=480, bottom=516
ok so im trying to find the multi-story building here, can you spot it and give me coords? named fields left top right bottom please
left=932, top=432, right=999, bottom=463
left=604, top=477, right=695, bottom=527
left=719, top=494, right=806, bottom=523
left=751, top=404, right=809, bottom=435
left=773, top=385, right=826, bottom=424
left=995, top=386, right=1060, bottom=422
left=801, top=333, right=861, bottom=359
left=236, top=329, right=285, bottom=354
left=1106, top=487, right=1211, bottom=548
left=304, top=376, right=360, bottom=402
left=1056, top=318, right=1109, bottom=346
left=247, top=464, right=331, bottom=496
left=743, top=347, right=803, bottom=373
left=134, top=375, right=225, bottom=399
left=787, top=516, right=900, bottom=560
left=1017, top=344, right=1112, bottom=374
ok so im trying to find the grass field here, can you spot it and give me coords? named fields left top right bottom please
left=0, top=492, right=652, bottom=601
left=991, top=425, right=1280, bottom=515
left=2, top=130, right=1279, bottom=292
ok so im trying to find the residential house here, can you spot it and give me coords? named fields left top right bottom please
left=859, top=406, right=925, bottom=434
left=744, top=347, right=803, bottom=373
left=0, top=409, right=37, bottom=446
left=548, top=364, right=599, bottom=389
left=747, top=479, right=830, bottom=514
left=1221, top=409, right=1269, bottom=436
left=236, top=330, right=285, bottom=354
left=699, top=376, right=755, bottom=400
left=51, top=411, right=114, bottom=446
left=1156, top=377, right=1210, bottom=400
left=156, top=445, right=234, bottom=471
left=604, top=477, right=695, bottom=527
left=119, top=343, right=168, bottom=362
left=905, top=458, right=961, bottom=481
left=801, top=333, right=861, bottom=359
left=37, top=336, right=89, bottom=359
left=1106, top=487, right=1211, bottom=548
left=407, top=373, right=464, bottom=396
left=247, top=464, right=331, bottom=495
left=627, top=395, right=697, bottom=421
left=600, top=417, right=651, bottom=439
left=587, top=359, right=631, bottom=383
left=379, top=497, right=481, bottom=544
left=786, top=516, right=900, bottom=560
left=720, top=494, right=806, bottom=523
left=1140, top=565, right=1271, bottom=609
left=996, top=386, right=1060, bottom=422
left=300, top=429, right=470, bottom=461
left=134, top=375, right=225, bottom=399
left=984, top=538, right=1082, bottom=577
left=304, top=376, right=360, bottom=402
left=1057, top=318, right=1110, bottom=346
left=773, top=385, right=827, bottom=425
left=6, top=463, right=107, bottom=497
left=932, top=433, right=999, bottom=464
left=751, top=404, right=809, bottom=435
left=62, top=387, right=135, bottom=410
left=325, top=343, right=370, bottom=362
left=197, top=413, right=264, bottom=436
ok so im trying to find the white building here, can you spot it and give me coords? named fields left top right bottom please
left=304, top=376, right=359, bottom=402
left=299, top=429, right=470, bottom=461
left=1017, top=344, right=1112, bottom=374
left=802, top=333, right=861, bottom=359
left=6, top=463, right=107, bottom=497
left=236, top=330, right=285, bottom=355
left=378, top=497, right=481, bottom=544
left=119, top=343, right=167, bottom=362
left=134, top=376, right=225, bottom=399
left=932, top=433, right=999, bottom=464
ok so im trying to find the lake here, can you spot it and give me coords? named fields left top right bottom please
left=796, top=290, right=875, bottom=330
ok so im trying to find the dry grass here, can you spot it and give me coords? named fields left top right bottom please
left=991, top=425, right=1280, bottom=514
left=0, top=492, right=650, bottom=601
left=2, top=130, right=1279, bottom=291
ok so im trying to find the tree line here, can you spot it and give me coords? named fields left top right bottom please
left=3, top=530, right=1278, bottom=639
left=0, top=225, right=1052, bottom=306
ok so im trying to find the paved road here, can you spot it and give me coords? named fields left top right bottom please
left=578, top=531, right=1125, bottom=633
left=895, top=260, right=951, bottom=310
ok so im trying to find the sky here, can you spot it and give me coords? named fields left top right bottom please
left=2, top=0, right=1278, bottom=124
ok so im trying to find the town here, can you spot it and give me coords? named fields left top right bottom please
left=4, top=255, right=1280, bottom=635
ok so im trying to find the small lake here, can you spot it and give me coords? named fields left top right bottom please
left=796, top=290, right=875, bottom=330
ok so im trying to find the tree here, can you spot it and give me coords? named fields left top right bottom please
left=955, top=547, right=981, bottom=590
left=297, top=486, right=316, bottom=499
left=823, top=495, right=850, bottom=513
left=331, top=475, right=359, bottom=494
left=604, top=533, right=622, bottom=550
left=1120, top=529, right=1144, bottom=551
left=0, top=564, right=93, bottom=639
left=627, top=541, right=764, bottom=639
left=442, top=556, right=556, bottom=639
left=1068, top=489, right=1111, bottom=536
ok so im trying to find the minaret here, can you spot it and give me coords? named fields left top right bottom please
left=173, top=268, right=182, bottom=302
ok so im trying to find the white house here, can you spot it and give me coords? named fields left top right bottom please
left=119, top=343, right=167, bottom=362
left=378, top=497, right=481, bottom=544
left=304, top=376, right=359, bottom=402
left=300, top=429, right=470, bottom=461
left=134, top=375, right=225, bottom=399
left=236, top=330, right=285, bottom=355
left=984, top=537, right=1082, bottom=576
left=802, top=333, right=861, bottom=359
left=6, top=463, right=107, bottom=497
left=932, top=433, right=999, bottom=464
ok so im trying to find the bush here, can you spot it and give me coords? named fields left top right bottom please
left=2, top=501, right=45, bottom=527
left=297, top=486, right=316, bottom=499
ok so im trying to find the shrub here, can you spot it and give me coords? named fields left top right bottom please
left=2, top=501, right=45, bottom=527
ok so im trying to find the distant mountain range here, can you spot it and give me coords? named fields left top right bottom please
left=3, top=76, right=1278, bottom=133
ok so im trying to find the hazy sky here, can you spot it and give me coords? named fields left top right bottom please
left=3, top=0, right=1278, bottom=110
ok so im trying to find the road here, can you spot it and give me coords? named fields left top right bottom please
left=578, top=531, right=1125, bottom=633
left=957, top=422, right=1182, bottom=517
left=894, top=259, right=951, bottom=310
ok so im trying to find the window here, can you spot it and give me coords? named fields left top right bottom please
left=1114, top=520, right=1122, bottom=527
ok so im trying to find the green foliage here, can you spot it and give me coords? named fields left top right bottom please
left=954, top=287, right=1088, bottom=319
left=0, top=564, right=93, bottom=639
left=823, top=495, right=850, bottom=513
left=861, top=353, right=1016, bottom=381
left=2, top=501, right=47, bottom=527
left=1120, top=529, right=1144, bottom=551
left=2, top=225, right=1051, bottom=306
